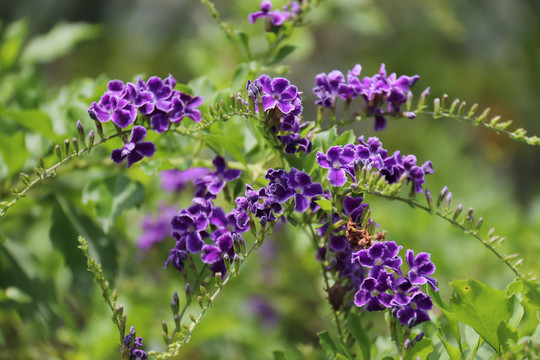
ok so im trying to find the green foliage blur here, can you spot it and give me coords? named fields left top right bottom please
left=1, top=0, right=540, bottom=359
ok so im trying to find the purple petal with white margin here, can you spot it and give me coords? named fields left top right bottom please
left=112, top=105, right=137, bottom=128
left=213, top=156, right=227, bottom=173
left=208, top=179, right=226, bottom=195
left=130, top=126, right=147, bottom=143
left=151, top=112, right=170, bottom=133
left=316, top=152, right=331, bottom=169
left=186, top=232, right=204, bottom=253
left=328, top=168, right=347, bottom=187
left=201, top=245, right=222, bottom=264
left=223, top=169, right=241, bottom=181
left=111, top=149, right=125, bottom=164
left=271, top=78, right=290, bottom=94
left=262, top=95, right=277, bottom=111
left=126, top=152, right=144, bottom=168
left=276, top=100, right=294, bottom=114
left=135, top=142, right=157, bottom=158
left=294, top=193, right=309, bottom=212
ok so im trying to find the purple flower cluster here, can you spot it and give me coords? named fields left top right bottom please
left=352, top=241, right=437, bottom=327
left=137, top=204, right=178, bottom=250
left=122, top=326, right=147, bottom=360
left=317, top=196, right=370, bottom=294
left=165, top=157, right=246, bottom=276
left=88, top=75, right=203, bottom=168
left=317, top=136, right=434, bottom=192
left=89, top=75, right=203, bottom=133
left=248, top=75, right=312, bottom=154
left=248, top=1, right=301, bottom=28
left=313, top=64, right=420, bottom=131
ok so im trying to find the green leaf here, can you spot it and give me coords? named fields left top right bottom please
left=506, top=278, right=523, bottom=296
left=333, top=355, right=348, bottom=360
left=50, top=195, right=117, bottom=280
left=507, top=295, right=524, bottom=328
left=0, top=131, right=28, bottom=179
left=188, top=76, right=216, bottom=101
left=4, top=287, right=32, bottom=303
left=436, top=333, right=461, bottom=360
left=267, top=45, right=297, bottom=66
left=205, top=134, right=246, bottom=165
left=317, top=331, right=352, bottom=359
left=346, top=313, right=370, bottom=360
left=332, top=130, right=355, bottom=146
left=403, top=337, right=433, bottom=360
left=427, top=286, right=461, bottom=348
left=315, top=198, right=333, bottom=213
left=449, top=278, right=510, bottom=353
left=496, top=321, right=519, bottom=353
left=0, top=106, right=59, bottom=141
left=231, top=63, right=249, bottom=91
left=235, top=30, right=251, bottom=59
left=286, top=215, right=298, bottom=227
left=82, top=175, right=145, bottom=233
left=20, top=22, right=100, bottom=64
left=272, top=350, right=287, bottom=360
left=0, top=19, right=28, bottom=70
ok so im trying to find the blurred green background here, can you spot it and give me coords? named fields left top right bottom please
left=1, top=0, right=540, bottom=358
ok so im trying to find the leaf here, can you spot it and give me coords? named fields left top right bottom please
left=436, top=333, right=461, bottom=360
left=205, top=134, right=246, bottom=165
left=403, top=337, right=433, bottom=360
left=449, top=278, right=510, bottom=353
left=4, top=287, right=32, bottom=303
left=235, top=30, right=251, bottom=59
left=333, top=130, right=355, bottom=146
left=267, top=45, right=297, bottom=66
left=315, top=198, right=333, bottom=213
left=0, top=106, right=59, bottom=141
left=272, top=350, right=287, bottom=360
left=496, top=321, right=519, bottom=353
left=188, top=76, right=216, bottom=101
left=82, top=175, right=145, bottom=233
left=507, top=295, right=524, bottom=328
left=231, top=63, right=249, bottom=91
left=20, top=22, right=100, bottom=64
left=0, top=131, right=29, bottom=180
left=50, top=195, right=117, bottom=280
left=427, top=286, right=461, bottom=348
left=346, top=313, right=370, bottom=360
left=0, top=19, right=28, bottom=70
left=317, top=331, right=352, bottom=359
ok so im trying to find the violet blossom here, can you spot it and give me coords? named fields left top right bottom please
left=111, top=126, right=156, bottom=168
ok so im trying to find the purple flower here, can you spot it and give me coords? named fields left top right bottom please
left=313, top=70, right=347, bottom=108
left=352, top=241, right=403, bottom=277
left=265, top=168, right=324, bottom=212
left=316, top=145, right=357, bottom=187
left=248, top=1, right=290, bottom=26
left=121, top=327, right=147, bottom=360
left=354, top=270, right=395, bottom=311
left=391, top=277, right=420, bottom=307
left=137, top=205, right=177, bottom=250
left=88, top=80, right=137, bottom=128
left=405, top=249, right=438, bottom=291
left=138, top=75, right=176, bottom=115
left=170, top=200, right=212, bottom=253
left=170, top=93, right=204, bottom=123
left=395, top=292, right=433, bottom=327
left=277, top=133, right=312, bottom=154
left=111, top=126, right=156, bottom=168
left=259, top=75, right=299, bottom=114
left=160, top=168, right=210, bottom=193
left=245, top=184, right=282, bottom=223
left=343, top=196, right=368, bottom=223
left=194, top=156, right=241, bottom=198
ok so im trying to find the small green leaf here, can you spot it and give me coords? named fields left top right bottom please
left=205, top=134, right=246, bottom=165
left=82, top=175, right=145, bottom=233
left=497, top=321, right=519, bottom=353
left=286, top=215, right=298, bottom=227
left=267, top=45, right=297, bottom=66
left=20, top=22, right=99, bottom=64
left=0, top=131, right=29, bottom=179
left=315, top=198, right=332, bottom=213
left=333, top=130, right=355, bottom=146
left=188, top=76, right=216, bottom=100
left=0, top=106, right=59, bottom=141
left=508, top=295, right=524, bottom=328
left=403, top=337, right=433, bottom=360
left=334, top=355, right=348, bottom=360
left=272, top=350, right=287, bottom=360
left=0, top=19, right=28, bottom=69
left=347, top=313, right=370, bottom=360
left=4, top=286, right=32, bottom=303
left=436, top=333, right=461, bottom=360
left=317, top=331, right=353, bottom=359
left=231, top=63, right=249, bottom=91
left=449, top=278, right=510, bottom=353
